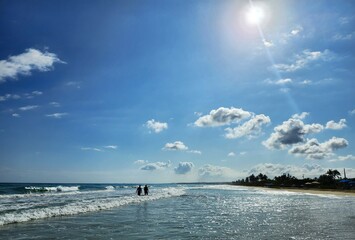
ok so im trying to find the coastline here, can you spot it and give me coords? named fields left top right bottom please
left=244, top=185, right=355, bottom=197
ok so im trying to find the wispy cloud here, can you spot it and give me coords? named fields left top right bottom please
left=329, top=155, right=355, bottom=162
left=45, top=113, right=68, bottom=119
left=81, top=147, right=103, bottom=152
left=228, top=152, right=236, bottom=157
left=19, top=105, right=39, bottom=111
left=332, top=32, right=354, bottom=41
left=265, top=78, right=293, bottom=85
left=348, top=109, right=355, bottom=116
left=0, top=48, right=64, bottom=82
left=103, top=145, right=118, bottom=150
left=145, top=119, right=168, bottom=133
left=272, top=49, right=334, bottom=72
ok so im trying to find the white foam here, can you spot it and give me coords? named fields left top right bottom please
left=0, top=187, right=185, bottom=226
left=105, top=186, right=115, bottom=190
left=24, top=185, right=80, bottom=192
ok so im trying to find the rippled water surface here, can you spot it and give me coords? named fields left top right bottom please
left=0, top=183, right=354, bottom=239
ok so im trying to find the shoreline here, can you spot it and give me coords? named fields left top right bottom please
left=243, top=185, right=355, bottom=197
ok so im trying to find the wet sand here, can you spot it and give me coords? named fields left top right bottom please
left=249, top=186, right=355, bottom=197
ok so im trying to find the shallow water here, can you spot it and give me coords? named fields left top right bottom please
left=0, top=183, right=354, bottom=239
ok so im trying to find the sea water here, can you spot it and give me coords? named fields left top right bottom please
left=0, top=183, right=354, bottom=239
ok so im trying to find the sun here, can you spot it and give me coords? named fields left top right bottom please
left=246, top=6, right=264, bottom=25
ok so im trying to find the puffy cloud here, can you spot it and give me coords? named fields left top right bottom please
left=19, top=105, right=39, bottom=111
left=329, top=155, right=355, bottom=162
left=140, top=161, right=171, bottom=171
left=263, top=116, right=324, bottom=150
left=45, top=113, right=68, bottom=119
left=163, top=141, right=188, bottom=151
left=194, top=107, right=251, bottom=127
left=225, top=114, right=271, bottom=139
left=292, top=112, right=309, bottom=120
left=326, top=119, right=347, bottom=130
left=273, top=49, right=333, bottom=72
left=0, top=48, right=64, bottom=82
left=195, top=107, right=270, bottom=140
left=289, top=137, right=348, bottom=160
left=228, top=152, right=236, bottom=157
left=134, top=160, right=148, bottom=165
left=198, top=164, right=240, bottom=182
left=174, top=162, right=194, bottom=174
left=248, top=163, right=326, bottom=179
left=145, top=119, right=168, bottom=133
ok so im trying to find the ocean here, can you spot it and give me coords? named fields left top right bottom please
left=0, top=183, right=354, bottom=239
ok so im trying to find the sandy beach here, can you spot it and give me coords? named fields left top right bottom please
left=249, top=186, right=355, bottom=197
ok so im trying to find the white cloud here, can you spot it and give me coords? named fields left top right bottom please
left=174, top=162, right=194, bottom=174
left=273, top=49, right=333, bottom=72
left=194, top=107, right=251, bottom=127
left=103, top=145, right=117, bottom=150
left=339, top=17, right=351, bottom=25
left=265, top=78, right=292, bottom=85
left=289, top=137, right=348, bottom=160
left=228, top=152, right=236, bottom=157
left=163, top=141, right=188, bottom=151
left=198, top=164, right=240, bottom=182
left=49, top=102, right=61, bottom=107
left=290, top=25, right=303, bottom=36
left=292, top=112, right=309, bottom=120
left=45, top=113, right=68, bottom=119
left=225, top=114, right=270, bottom=139
left=263, top=39, right=274, bottom=47
left=0, top=48, right=64, bottom=82
left=348, top=109, right=355, bottom=116
left=134, top=160, right=149, bottom=165
left=19, top=105, right=39, bottom=111
left=188, top=150, right=202, bottom=155
left=326, top=119, right=347, bottom=130
left=332, top=33, right=353, bottom=41
left=329, top=155, right=355, bottom=162
left=81, top=147, right=103, bottom=152
left=145, top=119, right=168, bottom=133
left=0, top=94, right=21, bottom=102
left=12, top=113, right=20, bottom=118
left=263, top=116, right=324, bottom=150
left=141, top=161, right=171, bottom=171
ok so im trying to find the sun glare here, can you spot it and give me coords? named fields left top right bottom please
left=246, top=6, right=264, bottom=25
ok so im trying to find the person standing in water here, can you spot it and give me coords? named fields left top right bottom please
left=136, top=185, right=142, bottom=196
left=144, top=185, right=149, bottom=195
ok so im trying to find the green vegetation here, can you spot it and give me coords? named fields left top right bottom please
left=233, top=169, right=355, bottom=190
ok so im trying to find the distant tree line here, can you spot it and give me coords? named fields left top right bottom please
left=233, top=169, right=355, bottom=189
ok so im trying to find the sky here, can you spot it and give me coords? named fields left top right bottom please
left=0, top=0, right=354, bottom=183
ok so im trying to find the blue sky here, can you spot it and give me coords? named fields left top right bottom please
left=0, top=0, right=354, bottom=183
